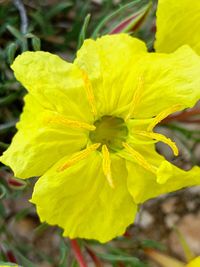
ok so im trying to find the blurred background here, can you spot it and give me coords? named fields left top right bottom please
left=0, top=0, right=200, bottom=266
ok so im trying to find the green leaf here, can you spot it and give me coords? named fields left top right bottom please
left=46, top=2, right=73, bottom=19
left=14, top=207, right=32, bottom=222
left=6, top=25, right=23, bottom=41
left=33, top=222, right=48, bottom=235
left=31, top=36, right=41, bottom=51
left=10, top=247, right=36, bottom=267
left=0, top=184, right=7, bottom=199
left=59, top=239, right=70, bottom=267
left=141, top=239, right=166, bottom=251
left=0, top=90, right=24, bottom=107
left=7, top=42, right=18, bottom=64
left=71, top=259, right=79, bottom=267
left=77, top=13, right=91, bottom=49
left=97, top=253, right=147, bottom=267
left=92, top=0, right=150, bottom=38
left=109, top=2, right=152, bottom=34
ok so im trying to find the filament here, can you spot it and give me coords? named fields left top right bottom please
left=44, top=115, right=95, bottom=131
left=147, top=104, right=182, bottom=131
left=81, top=70, right=97, bottom=117
left=125, top=75, right=144, bottom=121
left=58, top=143, right=101, bottom=172
left=136, top=131, right=179, bottom=156
left=122, top=142, right=157, bottom=173
left=102, top=144, right=114, bottom=188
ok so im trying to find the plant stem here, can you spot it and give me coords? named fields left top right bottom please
left=70, top=239, right=88, bottom=267
left=13, top=0, right=28, bottom=34
left=161, top=108, right=200, bottom=124
left=86, top=246, right=103, bottom=267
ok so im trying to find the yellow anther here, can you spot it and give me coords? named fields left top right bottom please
left=136, top=131, right=179, bottom=156
left=147, top=104, right=182, bottom=132
left=122, top=142, right=157, bottom=174
left=102, top=145, right=115, bottom=188
left=58, top=143, right=101, bottom=172
left=44, top=115, right=95, bottom=131
left=125, top=75, right=144, bottom=121
left=81, top=70, right=97, bottom=117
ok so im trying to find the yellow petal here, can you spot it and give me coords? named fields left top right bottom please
left=129, top=45, right=200, bottom=119
left=186, top=257, right=200, bottom=267
left=0, top=94, right=87, bottom=178
left=156, top=161, right=173, bottom=184
left=75, top=33, right=147, bottom=118
left=31, top=152, right=137, bottom=243
left=11, top=51, right=93, bottom=123
left=120, top=143, right=200, bottom=203
left=76, top=35, right=200, bottom=120
left=155, top=0, right=200, bottom=54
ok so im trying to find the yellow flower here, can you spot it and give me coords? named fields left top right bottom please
left=155, top=0, right=200, bottom=54
left=1, top=34, right=200, bottom=242
left=186, top=257, right=200, bottom=267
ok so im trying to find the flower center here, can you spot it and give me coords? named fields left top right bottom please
left=89, top=116, right=128, bottom=152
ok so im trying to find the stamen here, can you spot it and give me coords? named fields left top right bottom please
left=81, top=70, right=97, bottom=117
left=122, top=142, right=157, bottom=174
left=136, top=131, right=179, bottom=156
left=58, top=143, right=101, bottom=172
left=125, top=75, right=144, bottom=121
left=44, top=115, right=95, bottom=131
left=102, top=145, right=115, bottom=188
left=147, top=104, right=182, bottom=131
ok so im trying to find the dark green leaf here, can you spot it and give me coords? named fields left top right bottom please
left=6, top=25, right=23, bottom=41
left=7, top=42, right=18, bottom=64
left=77, top=13, right=91, bottom=49
left=31, top=36, right=41, bottom=51
left=97, top=253, right=147, bottom=267
left=0, top=184, right=7, bottom=199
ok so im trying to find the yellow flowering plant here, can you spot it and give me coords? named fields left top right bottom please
left=1, top=1, right=200, bottom=243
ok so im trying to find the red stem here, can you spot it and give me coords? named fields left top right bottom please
left=161, top=108, right=200, bottom=123
left=86, top=247, right=103, bottom=267
left=123, top=230, right=132, bottom=238
left=70, top=239, right=88, bottom=267
left=118, top=263, right=126, bottom=267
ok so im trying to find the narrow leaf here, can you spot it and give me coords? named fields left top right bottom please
left=77, top=14, right=91, bottom=49
left=145, top=249, right=184, bottom=267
